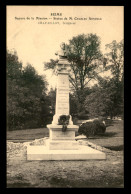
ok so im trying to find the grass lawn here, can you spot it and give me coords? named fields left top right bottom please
left=7, top=128, right=49, bottom=141
left=88, top=120, right=123, bottom=150
left=7, top=120, right=124, bottom=149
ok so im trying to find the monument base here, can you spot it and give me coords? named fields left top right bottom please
left=27, top=144, right=106, bottom=160
left=27, top=125, right=106, bottom=160
left=47, top=140, right=79, bottom=150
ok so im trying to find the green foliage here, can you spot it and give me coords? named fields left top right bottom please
left=105, top=40, right=124, bottom=81
left=44, top=34, right=110, bottom=117
left=6, top=50, right=22, bottom=79
left=47, top=88, right=56, bottom=115
left=7, top=50, right=50, bottom=130
left=84, top=75, right=124, bottom=119
left=103, top=40, right=124, bottom=118
left=78, top=122, right=96, bottom=137
left=73, top=39, right=124, bottom=119
left=44, top=36, right=124, bottom=120
left=67, top=34, right=104, bottom=91
left=70, top=87, right=92, bottom=118
left=44, top=33, right=106, bottom=92
left=69, top=93, right=79, bottom=116
left=84, top=85, right=108, bottom=118
left=78, top=119, right=106, bottom=138
left=66, top=34, right=107, bottom=95
left=93, top=119, right=106, bottom=134
left=44, top=59, right=58, bottom=73
left=84, top=40, right=124, bottom=118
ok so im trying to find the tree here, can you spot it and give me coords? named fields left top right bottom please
left=7, top=50, right=23, bottom=129
left=105, top=40, right=124, bottom=118
left=7, top=50, right=49, bottom=130
left=66, top=34, right=103, bottom=91
left=84, top=80, right=112, bottom=118
left=83, top=40, right=124, bottom=119
left=19, top=64, right=49, bottom=128
left=6, top=50, right=22, bottom=80
left=47, top=88, right=56, bottom=115
left=105, top=40, right=124, bottom=82
left=45, top=34, right=106, bottom=92
left=84, top=76, right=123, bottom=119
left=44, top=34, right=108, bottom=113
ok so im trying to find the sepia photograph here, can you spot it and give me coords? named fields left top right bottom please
left=6, top=5, right=124, bottom=188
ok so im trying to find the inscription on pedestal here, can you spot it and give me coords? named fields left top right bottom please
left=50, top=130, right=75, bottom=140
left=56, top=73, right=69, bottom=115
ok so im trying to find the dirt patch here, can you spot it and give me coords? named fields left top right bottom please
left=7, top=139, right=124, bottom=188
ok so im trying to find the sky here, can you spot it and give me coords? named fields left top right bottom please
left=7, top=6, right=124, bottom=90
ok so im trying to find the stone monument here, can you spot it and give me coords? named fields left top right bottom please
left=27, top=43, right=106, bottom=160
left=47, top=42, right=79, bottom=150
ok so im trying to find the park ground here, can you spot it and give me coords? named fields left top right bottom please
left=7, top=120, right=124, bottom=188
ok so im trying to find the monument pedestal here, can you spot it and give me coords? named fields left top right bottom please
left=48, top=124, right=77, bottom=140
left=47, top=124, right=79, bottom=150
left=27, top=124, right=106, bottom=160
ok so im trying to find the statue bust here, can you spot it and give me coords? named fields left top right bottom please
left=55, top=42, right=70, bottom=72
left=55, top=42, right=68, bottom=59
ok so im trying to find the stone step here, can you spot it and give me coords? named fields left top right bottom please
left=47, top=140, right=79, bottom=150
left=27, top=145, right=106, bottom=160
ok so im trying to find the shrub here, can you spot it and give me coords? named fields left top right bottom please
left=78, top=119, right=106, bottom=138
left=93, top=119, right=106, bottom=134
left=78, top=122, right=96, bottom=137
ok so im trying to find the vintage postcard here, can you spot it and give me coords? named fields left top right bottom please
left=6, top=6, right=124, bottom=188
